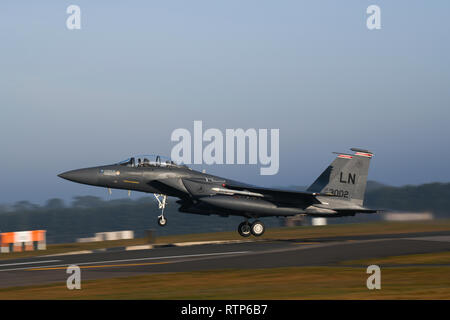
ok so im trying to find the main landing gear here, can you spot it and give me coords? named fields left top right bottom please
left=238, top=220, right=265, bottom=237
left=154, top=194, right=168, bottom=226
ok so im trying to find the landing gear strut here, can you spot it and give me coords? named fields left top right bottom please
left=237, top=220, right=265, bottom=237
left=154, top=194, right=168, bottom=227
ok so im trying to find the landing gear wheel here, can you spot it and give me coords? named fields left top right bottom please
left=238, top=222, right=251, bottom=237
left=158, top=216, right=167, bottom=227
left=251, top=220, right=265, bottom=237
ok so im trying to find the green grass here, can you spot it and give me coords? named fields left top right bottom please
left=341, top=251, right=450, bottom=266
left=2, top=219, right=450, bottom=260
left=1, top=266, right=450, bottom=299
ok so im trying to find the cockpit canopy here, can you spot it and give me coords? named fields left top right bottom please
left=117, top=155, right=186, bottom=168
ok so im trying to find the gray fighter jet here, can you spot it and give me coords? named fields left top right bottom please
left=58, top=148, right=379, bottom=237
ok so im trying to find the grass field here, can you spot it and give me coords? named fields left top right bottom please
left=1, top=220, right=450, bottom=299
left=341, top=251, right=450, bottom=266
left=1, top=265, right=449, bottom=299
left=2, top=219, right=450, bottom=260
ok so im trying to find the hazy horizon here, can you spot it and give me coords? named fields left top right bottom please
left=0, top=179, right=446, bottom=207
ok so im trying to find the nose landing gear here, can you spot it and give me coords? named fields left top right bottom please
left=158, top=215, right=167, bottom=226
left=154, top=194, right=168, bottom=227
left=237, top=220, right=265, bottom=237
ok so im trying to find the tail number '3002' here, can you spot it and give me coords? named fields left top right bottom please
left=326, top=189, right=349, bottom=198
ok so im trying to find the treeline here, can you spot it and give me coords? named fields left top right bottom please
left=0, top=182, right=449, bottom=243
left=364, top=182, right=450, bottom=215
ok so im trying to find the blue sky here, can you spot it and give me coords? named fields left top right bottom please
left=0, top=1, right=449, bottom=204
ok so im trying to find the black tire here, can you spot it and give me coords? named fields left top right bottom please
left=238, top=222, right=251, bottom=237
left=158, top=216, right=167, bottom=227
left=251, top=220, right=265, bottom=236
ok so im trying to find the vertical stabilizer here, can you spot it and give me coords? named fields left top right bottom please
left=307, top=148, right=373, bottom=206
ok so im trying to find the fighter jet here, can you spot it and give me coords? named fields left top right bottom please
left=58, top=148, right=379, bottom=237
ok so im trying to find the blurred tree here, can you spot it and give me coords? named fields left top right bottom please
left=12, top=201, right=39, bottom=212
left=72, top=196, right=104, bottom=208
left=45, top=198, right=65, bottom=209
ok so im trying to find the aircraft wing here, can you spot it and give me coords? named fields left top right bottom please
left=220, top=183, right=323, bottom=205
left=219, top=183, right=381, bottom=213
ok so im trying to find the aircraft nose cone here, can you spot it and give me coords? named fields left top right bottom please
left=58, top=171, right=73, bottom=180
left=58, top=168, right=99, bottom=186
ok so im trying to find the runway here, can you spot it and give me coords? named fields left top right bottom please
left=1, top=230, right=450, bottom=289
